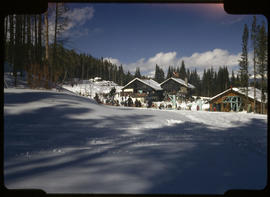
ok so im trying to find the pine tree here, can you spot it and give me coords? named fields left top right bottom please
left=125, top=71, right=133, bottom=84
left=9, top=15, right=14, bottom=75
left=118, top=65, right=125, bottom=85
left=257, top=21, right=267, bottom=113
left=51, top=3, right=69, bottom=84
left=179, top=60, right=187, bottom=79
left=154, top=64, right=165, bottom=83
left=195, top=69, right=201, bottom=96
left=239, top=24, right=249, bottom=109
left=154, top=64, right=159, bottom=82
left=134, top=67, right=141, bottom=78
left=231, top=70, right=236, bottom=87
left=209, top=67, right=215, bottom=96
left=251, top=16, right=258, bottom=112
left=44, top=11, right=49, bottom=61
left=14, top=15, right=24, bottom=86
left=186, top=69, right=190, bottom=81
left=166, top=66, right=173, bottom=79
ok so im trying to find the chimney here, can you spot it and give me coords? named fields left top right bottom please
left=185, top=77, right=188, bottom=86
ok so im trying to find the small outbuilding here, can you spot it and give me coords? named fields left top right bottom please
left=209, top=87, right=267, bottom=114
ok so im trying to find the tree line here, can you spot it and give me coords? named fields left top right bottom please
left=4, top=3, right=135, bottom=88
left=153, top=62, right=240, bottom=97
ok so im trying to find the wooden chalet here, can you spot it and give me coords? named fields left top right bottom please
left=209, top=87, right=267, bottom=114
left=160, top=77, right=195, bottom=100
left=121, top=78, right=163, bottom=102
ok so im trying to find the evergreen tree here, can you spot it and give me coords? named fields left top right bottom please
left=251, top=16, right=258, bottom=112
left=134, top=67, right=141, bottom=78
left=13, top=15, right=24, bottom=86
left=217, top=66, right=229, bottom=92
left=186, top=68, right=190, bottom=81
left=124, top=71, right=133, bottom=84
left=176, top=66, right=180, bottom=76
left=9, top=15, right=14, bottom=67
left=231, top=70, right=236, bottom=87
left=209, top=67, right=215, bottom=96
left=236, top=74, right=241, bottom=87
left=213, top=71, right=218, bottom=95
left=118, top=65, right=125, bottom=85
left=189, top=68, right=201, bottom=96
left=51, top=3, right=69, bottom=84
left=257, top=21, right=267, bottom=113
left=154, top=64, right=165, bottom=83
left=238, top=24, right=249, bottom=108
left=179, top=60, right=187, bottom=79
left=201, top=69, right=208, bottom=97
left=166, top=66, right=173, bottom=79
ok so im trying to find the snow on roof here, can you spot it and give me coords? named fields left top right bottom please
left=140, top=79, right=163, bottom=90
left=122, top=78, right=162, bottom=91
left=210, top=87, right=267, bottom=103
left=209, top=88, right=232, bottom=102
left=233, top=87, right=267, bottom=103
left=160, top=77, right=195, bottom=89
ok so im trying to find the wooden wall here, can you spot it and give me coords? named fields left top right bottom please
left=209, top=90, right=267, bottom=114
left=161, top=79, right=187, bottom=94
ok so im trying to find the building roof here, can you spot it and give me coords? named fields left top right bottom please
left=160, top=77, right=195, bottom=89
left=210, top=87, right=267, bottom=103
left=122, top=78, right=162, bottom=91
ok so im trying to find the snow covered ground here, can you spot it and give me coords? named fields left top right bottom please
left=62, top=79, right=123, bottom=103
left=4, top=87, right=267, bottom=194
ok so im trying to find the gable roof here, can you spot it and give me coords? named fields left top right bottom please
left=122, top=78, right=162, bottom=91
left=210, top=87, right=267, bottom=103
left=160, top=77, right=195, bottom=89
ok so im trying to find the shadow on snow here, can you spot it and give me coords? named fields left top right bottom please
left=3, top=90, right=267, bottom=194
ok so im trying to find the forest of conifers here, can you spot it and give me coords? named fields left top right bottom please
left=4, top=3, right=131, bottom=88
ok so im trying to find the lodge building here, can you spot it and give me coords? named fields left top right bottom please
left=121, top=77, right=195, bottom=103
left=160, top=77, right=195, bottom=101
left=121, top=78, right=163, bottom=103
left=209, top=87, right=267, bottom=114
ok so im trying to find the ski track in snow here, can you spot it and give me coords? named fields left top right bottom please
left=4, top=88, right=267, bottom=194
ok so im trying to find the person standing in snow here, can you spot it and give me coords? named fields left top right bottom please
left=127, top=96, right=133, bottom=107
left=147, top=99, right=152, bottom=108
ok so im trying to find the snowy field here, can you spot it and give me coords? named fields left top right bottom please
left=4, top=87, right=267, bottom=194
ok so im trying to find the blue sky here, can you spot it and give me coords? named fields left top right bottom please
left=59, top=3, right=267, bottom=77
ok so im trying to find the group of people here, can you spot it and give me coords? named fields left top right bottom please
left=95, top=94, right=154, bottom=108
left=121, top=97, right=142, bottom=107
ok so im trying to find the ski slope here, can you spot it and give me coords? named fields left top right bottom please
left=4, top=87, right=267, bottom=194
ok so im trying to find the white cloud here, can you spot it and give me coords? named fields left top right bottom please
left=104, top=57, right=122, bottom=66
left=105, top=52, right=178, bottom=77
left=47, top=6, right=95, bottom=42
left=105, top=49, right=244, bottom=78
left=148, top=52, right=177, bottom=66
left=178, top=49, right=241, bottom=70
left=63, top=6, right=95, bottom=31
